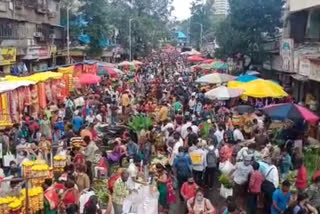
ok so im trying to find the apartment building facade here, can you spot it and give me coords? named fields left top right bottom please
left=0, top=0, right=65, bottom=75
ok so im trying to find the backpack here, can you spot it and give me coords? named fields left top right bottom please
left=175, top=155, right=191, bottom=178
left=206, top=149, right=217, bottom=168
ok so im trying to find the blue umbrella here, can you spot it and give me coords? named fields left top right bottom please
left=236, top=75, right=258, bottom=83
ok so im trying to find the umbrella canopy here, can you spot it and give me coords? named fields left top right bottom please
left=213, top=61, right=228, bottom=70
left=181, top=49, right=202, bottom=56
left=196, top=73, right=236, bottom=84
left=236, top=75, right=258, bottom=83
left=233, top=105, right=255, bottom=114
left=202, top=59, right=215, bottom=64
left=228, top=79, right=288, bottom=98
left=246, top=70, right=260, bottom=76
left=205, top=86, right=243, bottom=100
left=262, top=103, right=319, bottom=123
left=132, top=60, right=143, bottom=65
left=78, top=73, right=101, bottom=85
left=188, top=55, right=204, bottom=63
left=118, top=61, right=134, bottom=67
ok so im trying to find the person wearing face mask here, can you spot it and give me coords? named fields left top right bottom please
left=181, top=177, right=198, bottom=204
left=173, top=147, right=192, bottom=198
left=271, top=180, right=291, bottom=214
left=187, top=188, right=215, bottom=214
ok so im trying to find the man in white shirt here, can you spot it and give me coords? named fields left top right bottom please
left=161, top=121, right=175, bottom=139
left=189, top=141, right=207, bottom=186
left=181, top=118, right=192, bottom=140
left=170, top=133, right=184, bottom=165
left=233, top=125, right=245, bottom=143
left=188, top=94, right=197, bottom=111
left=214, top=125, right=225, bottom=145
left=258, top=161, right=279, bottom=188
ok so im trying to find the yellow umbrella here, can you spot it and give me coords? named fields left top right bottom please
left=228, top=79, right=288, bottom=98
left=4, top=72, right=63, bottom=83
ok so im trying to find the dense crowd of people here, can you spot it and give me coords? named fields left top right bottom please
left=0, top=50, right=320, bottom=214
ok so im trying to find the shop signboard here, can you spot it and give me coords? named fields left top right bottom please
left=0, top=47, right=16, bottom=65
left=23, top=46, right=50, bottom=60
left=299, top=57, right=311, bottom=77
left=280, top=39, right=294, bottom=72
left=39, top=46, right=50, bottom=59
left=309, top=61, right=320, bottom=82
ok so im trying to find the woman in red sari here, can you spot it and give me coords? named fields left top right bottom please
left=60, top=179, right=79, bottom=214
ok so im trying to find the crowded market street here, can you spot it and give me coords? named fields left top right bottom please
left=1, top=1, right=320, bottom=214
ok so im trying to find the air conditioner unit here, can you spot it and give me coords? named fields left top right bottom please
left=48, top=12, right=56, bottom=18
left=49, top=33, right=56, bottom=39
left=33, top=32, right=43, bottom=38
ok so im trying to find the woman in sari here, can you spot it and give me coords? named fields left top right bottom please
left=60, top=179, right=79, bottom=214
left=107, top=138, right=126, bottom=165
left=155, top=163, right=169, bottom=212
left=43, top=179, right=59, bottom=214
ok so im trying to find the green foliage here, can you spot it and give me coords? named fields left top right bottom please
left=92, top=180, right=110, bottom=206
left=199, top=121, right=211, bottom=138
left=219, top=174, right=233, bottom=189
left=128, top=115, right=153, bottom=134
left=304, top=145, right=320, bottom=181
left=215, top=0, right=284, bottom=62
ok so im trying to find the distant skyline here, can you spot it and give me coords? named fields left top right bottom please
left=172, top=0, right=194, bottom=20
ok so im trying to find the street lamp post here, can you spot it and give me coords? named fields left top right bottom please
left=194, top=22, right=203, bottom=51
left=67, top=7, right=70, bottom=64
left=129, top=18, right=133, bottom=61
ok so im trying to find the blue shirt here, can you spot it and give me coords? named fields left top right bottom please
left=72, top=116, right=83, bottom=132
left=55, top=122, right=65, bottom=133
left=271, top=189, right=291, bottom=214
left=280, top=154, right=292, bottom=174
left=126, top=142, right=138, bottom=157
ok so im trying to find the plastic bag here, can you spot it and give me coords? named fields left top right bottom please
left=219, top=161, right=235, bottom=175
left=3, top=152, right=15, bottom=167
left=220, top=184, right=233, bottom=199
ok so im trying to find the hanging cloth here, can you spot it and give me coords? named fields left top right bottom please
left=38, top=82, right=47, bottom=109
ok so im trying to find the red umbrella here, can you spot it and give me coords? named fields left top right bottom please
left=203, top=59, right=215, bottom=64
left=188, top=55, right=205, bottom=63
left=79, top=73, right=102, bottom=85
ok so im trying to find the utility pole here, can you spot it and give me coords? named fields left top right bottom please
left=67, top=7, right=70, bottom=64
left=129, top=18, right=133, bottom=61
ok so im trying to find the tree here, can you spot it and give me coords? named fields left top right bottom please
left=189, top=0, right=216, bottom=50
left=79, top=0, right=112, bottom=57
left=215, top=0, right=284, bottom=62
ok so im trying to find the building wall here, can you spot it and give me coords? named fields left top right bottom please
left=290, top=0, right=320, bottom=12
left=213, top=0, right=229, bottom=15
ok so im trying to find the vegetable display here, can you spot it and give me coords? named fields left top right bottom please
left=128, top=115, right=153, bottom=134
left=92, top=180, right=110, bottom=208
left=219, top=174, right=233, bottom=189
left=304, top=145, right=320, bottom=181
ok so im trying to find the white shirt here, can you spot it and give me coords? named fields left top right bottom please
left=190, top=148, right=207, bottom=171
left=161, top=122, right=174, bottom=139
left=170, top=138, right=184, bottom=165
left=191, top=125, right=199, bottom=135
left=85, top=115, right=95, bottom=123
left=214, top=130, right=224, bottom=143
left=181, top=122, right=192, bottom=139
left=233, top=162, right=253, bottom=185
left=233, top=129, right=244, bottom=142
left=96, top=114, right=103, bottom=122
left=189, top=98, right=196, bottom=109
left=258, top=161, right=279, bottom=188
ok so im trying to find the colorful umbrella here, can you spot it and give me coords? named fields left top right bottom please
left=213, top=61, right=228, bottom=70
left=78, top=73, right=101, bottom=85
left=228, top=79, right=288, bottom=98
left=181, top=49, right=202, bottom=56
left=188, top=55, right=205, bottom=63
left=196, top=73, right=236, bottom=84
left=236, top=75, right=258, bottom=83
left=263, top=103, right=319, bottom=123
left=205, top=86, right=243, bottom=100
left=202, top=59, right=215, bottom=64
left=132, top=60, right=143, bottom=65
left=118, top=61, right=134, bottom=67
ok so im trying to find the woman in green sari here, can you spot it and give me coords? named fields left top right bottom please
left=155, top=163, right=168, bottom=212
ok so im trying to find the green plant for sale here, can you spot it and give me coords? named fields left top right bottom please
left=219, top=174, right=233, bottom=189
left=128, top=115, right=153, bottom=134
left=304, top=145, right=320, bottom=181
left=93, top=180, right=110, bottom=207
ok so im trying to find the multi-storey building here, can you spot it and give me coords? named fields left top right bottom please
left=213, top=0, right=229, bottom=16
left=0, top=0, right=65, bottom=75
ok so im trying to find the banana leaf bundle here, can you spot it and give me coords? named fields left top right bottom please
left=128, top=115, right=153, bottom=134
left=219, top=174, right=233, bottom=189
